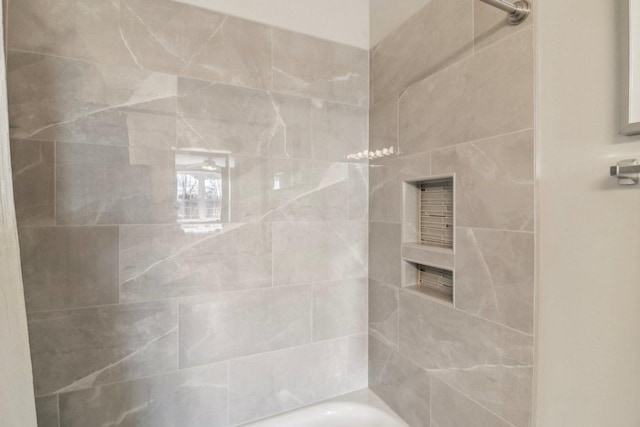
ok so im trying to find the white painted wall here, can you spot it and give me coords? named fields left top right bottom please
left=175, top=0, right=370, bottom=49
left=175, top=0, right=432, bottom=50
left=0, top=6, right=37, bottom=426
left=369, top=0, right=431, bottom=47
left=536, top=0, right=640, bottom=426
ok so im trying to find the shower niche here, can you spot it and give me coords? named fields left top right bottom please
left=402, top=176, right=455, bottom=304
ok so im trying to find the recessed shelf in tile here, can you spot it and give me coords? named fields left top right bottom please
left=403, top=176, right=454, bottom=250
left=402, top=260, right=454, bottom=305
left=419, top=178, right=453, bottom=249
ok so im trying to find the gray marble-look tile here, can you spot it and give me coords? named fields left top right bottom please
left=347, top=334, right=368, bottom=391
left=119, top=223, right=272, bottom=302
left=399, top=28, right=534, bottom=154
left=349, top=164, right=368, bottom=221
left=369, top=151, right=431, bottom=224
left=10, top=139, right=54, bottom=226
left=272, top=221, right=367, bottom=286
left=35, top=395, right=59, bottom=427
left=369, top=95, right=399, bottom=156
left=369, top=335, right=430, bottom=427
left=430, top=377, right=513, bottom=427
left=8, top=0, right=272, bottom=90
left=310, top=100, right=368, bottom=162
left=58, top=363, right=229, bottom=427
left=272, top=29, right=369, bottom=107
left=179, top=286, right=312, bottom=368
left=398, top=291, right=533, bottom=371
left=369, top=279, right=399, bottom=346
left=433, top=364, right=533, bottom=427
left=177, top=79, right=305, bottom=158
left=431, top=130, right=534, bottom=231
left=55, top=142, right=175, bottom=225
left=312, top=278, right=367, bottom=341
left=369, top=222, right=402, bottom=286
left=228, top=338, right=353, bottom=425
left=19, top=226, right=119, bottom=313
left=120, top=1, right=272, bottom=89
left=474, top=1, right=534, bottom=51
left=7, top=51, right=177, bottom=149
left=229, top=156, right=350, bottom=222
left=177, top=78, right=367, bottom=163
left=28, top=301, right=178, bottom=397
left=456, top=227, right=535, bottom=333
left=372, top=0, right=473, bottom=104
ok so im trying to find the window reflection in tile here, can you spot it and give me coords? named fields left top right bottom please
left=175, top=150, right=232, bottom=232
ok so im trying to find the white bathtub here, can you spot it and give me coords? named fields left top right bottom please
left=240, top=389, right=409, bottom=427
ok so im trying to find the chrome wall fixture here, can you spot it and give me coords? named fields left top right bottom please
left=610, top=159, right=640, bottom=185
left=479, top=0, right=531, bottom=25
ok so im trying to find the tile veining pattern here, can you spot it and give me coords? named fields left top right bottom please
left=7, top=1, right=368, bottom=426
left=368, top=0, right=535, bottom=426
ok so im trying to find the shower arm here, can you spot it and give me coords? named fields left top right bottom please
left=478, top=0, right=531, bottom=25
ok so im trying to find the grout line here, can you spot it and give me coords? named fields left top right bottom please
left=6, top=47, right=368, bottom=110
left=35, top=333, right=366, bottom=400
left=26, top=277, right=370, bottom=316
left=431, top=377, right=520, bottom=427
left=398, top=285, right=534, bottom=338
left=56, top=393, right=60, bottom=427
left=371, top=24, right=532, bottom=109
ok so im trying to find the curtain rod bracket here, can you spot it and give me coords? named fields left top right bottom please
left=479, top=0, right=531, bottom=25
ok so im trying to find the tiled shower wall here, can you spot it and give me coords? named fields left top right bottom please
left=7, top=1, right=368, bottom=426
left=368, top=0, right=535, bottom=426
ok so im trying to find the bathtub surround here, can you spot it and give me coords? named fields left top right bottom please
left=0, top=3, right=38, bottom=425
left=7, top=1, right=368, bottom=426
left=368, top=1, right=536, bottom=426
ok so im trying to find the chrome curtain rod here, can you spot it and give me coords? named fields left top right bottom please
left=478, top=0, right=530, bottom=25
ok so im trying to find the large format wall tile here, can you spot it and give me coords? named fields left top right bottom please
left=177, top=79, right=300, bottom=157
left=55, top=143, right=175, bottom=225
left=399, top=28, right=533, bottom=154
left=349, top=164, right=369, bottom=221
left=273, top=221, right=367, bottom=285
left=398, top=293, right=534, bottom=426
left=311, top=100, right=368, bottom=162
left=399, top=292, right=533, bottom=370
left=369, top=95, right=399, bottom=155
left=119, top=2, right=272, bottom=89
left=7, top=52, right=177, bottom=148
left=369, top=336, right=430, bottom=427
left=369, top=222, right=402, bottom=286
left=8, top=0, right=272, bottom=90
left=120, top=223, right=272, bottom=302
left=35, top=395, right=59, bottom=427
left=347, top=334, right=369, bottom=391
left=369, top=279, right=399, bottom=346
left=456, top=227, right=535, bottom=333
left=229, top=157, right=350, bottom=222
left=58, top=363, right=229, bottom=427
left=433, top=364, right=533, bottom=427
left=372, top=0, right=473, bottom=104
left=228, top=338, right=358, bottom=425
left=179, top=286, right=311, bottom=368
left=10, top=140, right=54, bottom=226
left=177, top=79, right=367, bottom=162
left=19, top=226, right=119, bottom=313
left=28, top=301, right=177, bottom=397
left=430, top=378, right=512, bottom=427
left=431, top=130, right=534, bottom=231
left=369, top=151, right=431, bottom=224
left=272, top=29, right=369, bottom=107
left=312, top=278, right=367, bottom=341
